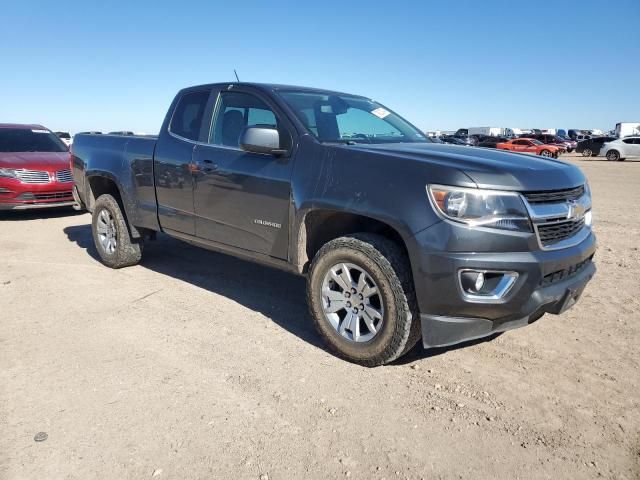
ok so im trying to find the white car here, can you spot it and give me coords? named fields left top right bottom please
left=601, top=136, right=640, bottom=161
left=54, top=131, right=72, bottom=147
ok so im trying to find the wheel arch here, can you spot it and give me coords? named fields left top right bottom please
left=294, top=208, right=412, bottom=275
left=86, top=172, right=143, bottom=239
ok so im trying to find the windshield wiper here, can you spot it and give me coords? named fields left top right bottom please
left=323, top=139, right=359, bottom=145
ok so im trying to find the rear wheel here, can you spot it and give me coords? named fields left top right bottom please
left=92, top=194, right=143, bottom=268
left=582, top=148, right=592, bottom=157
left=606, top=150, right=620, bottom=161
left=307, top=233, right=420, bottom=366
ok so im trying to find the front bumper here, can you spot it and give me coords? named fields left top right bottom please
left=420, top=259, right=595, bottom=348
left=0, top=200, right=77, bottom=210
left=408, top=222, right=596, bottom=349
left=0, top=180, right=76, bottom=210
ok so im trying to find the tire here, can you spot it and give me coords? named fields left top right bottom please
left=91, top=194, right=143, bottom=268
left=606, top=150, right=620, bottom=161
left=581, top=148, right=592, bottom=157
left=307, top=233, right=420, bottom=367
left=540, top=149, right=553, bottom=158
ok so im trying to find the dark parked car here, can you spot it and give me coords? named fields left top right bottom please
left=476, top=135, right=508, bottom=148
left=576, top=136, right=617, bottom=157
left=71, top=82, right=596, bottom=366
left=441, top=135, right=473, bottom=146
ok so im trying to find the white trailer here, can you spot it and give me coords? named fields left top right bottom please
left=615, top=122, right=640, bottom=138
left=467, top=127, right=504, bottom=136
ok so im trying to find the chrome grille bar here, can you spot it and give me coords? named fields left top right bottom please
left=13, top=169, right=51, bottom=184
left=56, top=169, right=73, bottom=183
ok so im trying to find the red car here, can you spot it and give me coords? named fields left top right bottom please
left=0, top=124, right=76, bottom=210
left=496, top=138, right=562, bottom=158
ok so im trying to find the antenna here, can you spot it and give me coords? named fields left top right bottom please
left=234, top=69, right=240, bottom=82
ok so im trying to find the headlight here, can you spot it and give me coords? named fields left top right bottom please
left=0, top=168, right=17, bottom=179
left=427, top=184, right=532, bottom=232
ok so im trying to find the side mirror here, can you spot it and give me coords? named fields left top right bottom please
left=239, top=126, right=287, bottom=157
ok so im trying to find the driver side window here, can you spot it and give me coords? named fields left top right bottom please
left=209, top=91, right=278, bottom=148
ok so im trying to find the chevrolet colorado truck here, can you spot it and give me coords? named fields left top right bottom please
left=71, top=83, right=596, bottom=366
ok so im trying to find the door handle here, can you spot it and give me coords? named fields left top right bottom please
left=200, top=159, right=218, bottom=172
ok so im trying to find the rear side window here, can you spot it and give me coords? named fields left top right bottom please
left=170, top=90, right=210, bottom=141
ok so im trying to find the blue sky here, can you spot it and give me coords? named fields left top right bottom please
left=1, top=0, right=638, bottom=134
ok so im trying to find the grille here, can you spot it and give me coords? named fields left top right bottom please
left=56, top=168, right=73, bottom=183
left=33, top=191, right=73, bottom=200
left=537, top=217, right=585, bottom=247
left=523, top=185, right=585, bottom=204
left=541, top=255, right=593, bottom=287
left=14, top=169, right=51, bottom=184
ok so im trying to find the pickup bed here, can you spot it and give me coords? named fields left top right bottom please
left=72, top=82, right=596, bottom=366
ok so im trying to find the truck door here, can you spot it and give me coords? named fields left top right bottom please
left=191, top=87, right=295, bottom=260
left=154, top=89, right=213, bottom=235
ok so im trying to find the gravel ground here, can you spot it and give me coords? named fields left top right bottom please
left=1, top=154, right=639, bottom=480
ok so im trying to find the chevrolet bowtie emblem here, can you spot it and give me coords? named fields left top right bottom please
left=567, top=200, right=586, bottom=220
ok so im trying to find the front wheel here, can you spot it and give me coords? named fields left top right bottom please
left=307, top=234, right=420, bottom=366
left=606, top=150, right=620, bottom=161
left=540, top=149, right=553, bottom=157
left=92, top=194, right=143, bottom=268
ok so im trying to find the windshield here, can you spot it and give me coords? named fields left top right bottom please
left=0, top=128, right=68, bottom=153
left=278, top=91, right=428, bottom=144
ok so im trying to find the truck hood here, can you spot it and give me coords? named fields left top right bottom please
left=0, top=152, right=71, bottom=171
left=348, top=143, right=585, bottom=191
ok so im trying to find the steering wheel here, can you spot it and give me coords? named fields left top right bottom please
left=351, top=133, right=372, bottom=143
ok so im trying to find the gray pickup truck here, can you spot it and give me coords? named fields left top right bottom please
left=71, top=82, right=596, bottom=366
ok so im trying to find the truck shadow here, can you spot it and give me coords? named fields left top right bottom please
left=63, top=223, right=502, bottom=365
left=390, top=333, right=503, bottom=366
left=63, top=224, right=323, bottom=350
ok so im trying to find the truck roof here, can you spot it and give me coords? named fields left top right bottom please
left=183, top=82, right=368, bottom=99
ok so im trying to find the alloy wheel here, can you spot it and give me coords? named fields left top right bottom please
left=96, top=208, right=117, bottom=254
left=321, top=263, right=384, bottom=343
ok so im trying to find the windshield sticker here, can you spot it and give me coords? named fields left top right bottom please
left=31, top=129, right=49, bottom=133
left=371, top=107, right=390, bottom=119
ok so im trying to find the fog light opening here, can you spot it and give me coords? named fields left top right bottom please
left=459, top=270, right=518, bottom=301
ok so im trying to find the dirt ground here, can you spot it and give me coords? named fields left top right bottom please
left=1, top=154, right=639, bottom=480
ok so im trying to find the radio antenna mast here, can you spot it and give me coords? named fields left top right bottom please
left=234, top=69, right=240, bottom=82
